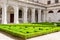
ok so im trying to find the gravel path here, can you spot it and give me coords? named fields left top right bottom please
left=0, top=31, right=60, bottom=40
left=27, top=32, right=60, bottom=40
left=0, top=31, right=23, bottom=40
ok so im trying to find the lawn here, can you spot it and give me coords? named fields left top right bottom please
left=0, top=22, right=60, bottom=39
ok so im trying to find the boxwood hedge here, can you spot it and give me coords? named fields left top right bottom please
left=0, top=23, right=60, bottom=39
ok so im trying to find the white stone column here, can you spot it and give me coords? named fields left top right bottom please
left=14, top=6, right=19, bottom=24
left=43, top=10, right=46, bottom=22
left=38, top=9, right=41, bottom=22
left=23, top=7, right=28, bottom=23
left=44, top=9, right=48, bottom=22
left=2, top=4, right=7, bottom=24
left=45, top=9, right=48, bottom=22
left=31, top=8, right=35, bottom=23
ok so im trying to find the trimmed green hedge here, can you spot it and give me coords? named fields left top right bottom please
left=0, top=23, right=60, bottom=39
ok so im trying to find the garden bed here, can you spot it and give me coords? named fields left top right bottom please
left=0, top=23, right=60, bottom=40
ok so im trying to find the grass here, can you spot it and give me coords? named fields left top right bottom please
left=0, top=23, right=60, bottom=39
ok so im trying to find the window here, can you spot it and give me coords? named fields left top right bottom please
left=36, top=0, right=39, bottom=3
left=48, top=11, right=54, bottom=13
left=0, top=8, right=2, bottom=18
left=41, top=10, right=44, bottom=13
left=28, top=0, right=34, bottom=2
left=58, top=10, right=60, bottom=13
left=19, top=10, right=22, bottom=18
left=47, top=1, right=51, bottom=4
left=55, top=0, right=59, bottom=3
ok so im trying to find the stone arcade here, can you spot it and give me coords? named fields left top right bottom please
left=0, top=0, right=60, bottom=24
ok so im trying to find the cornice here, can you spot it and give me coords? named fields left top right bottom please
left=8, top=0, right=60, bottom=8
left=47, top=3, right=60, bottom=8
left=13, top=0, right=47, bottom=8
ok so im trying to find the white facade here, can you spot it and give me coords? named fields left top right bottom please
left=0, top=0, right=60, bottom=24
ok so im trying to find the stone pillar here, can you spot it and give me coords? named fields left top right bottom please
left=14, top=6, right=19, bottom=24
left=31, top=8, right=35, bottom=23
left=43, top=10, right=46, bottom=22
left=45, top=9, right=48, bottom=22
left=54, top=10, right=57, bottom=22
left=23, top=7, right=28, bottom=23
left=38, top=9, right=41, bottom=22
left=2, top=4, right=7, bottom=24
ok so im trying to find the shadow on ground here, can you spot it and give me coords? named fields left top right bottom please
left=0, top=31, right=23, bottom=40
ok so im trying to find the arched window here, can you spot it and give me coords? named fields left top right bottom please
left=55, top=0, right=59, bottom=3
left=0, top=8, right=2, bottom=18
left=58, top=10, right=60, bottom=13
left=19, top=10, right=22, bottom=18
left=35, top=9, right=38, bottom=22
left=47, top=1, right=51, bottom=4
left=48, top=10, right=54, bottom=13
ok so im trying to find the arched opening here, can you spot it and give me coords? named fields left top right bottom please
left=7, top=6, right=14, bottom=23
left=47, top=1, right=51, bottom=4
left=41, top=10, right=44, bottom=22
left=19, top=9, right=23, bottom=23
left=57, top=10, right=60, bottom=13
left=35, top=9, right=38, bottom=22
left=0, top=8, right=2, bottom=23
left=19, top=10, right=22, bottom=18
left=27, top=8, right=32, bottom=22
left=55, top=0, right=59, bottom=3
left=48, top=10, right=54, bottom=13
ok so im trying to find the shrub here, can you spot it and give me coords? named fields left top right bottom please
left=0, top=23, right=60, bottom=39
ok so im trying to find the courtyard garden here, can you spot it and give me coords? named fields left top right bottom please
left=0, top=22, right=60, bottom=40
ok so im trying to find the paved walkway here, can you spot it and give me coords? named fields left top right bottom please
left=27, top=31, right=60, bottom=40
left=0, top=31, right=23, bottom=40
left=0, top=31, right=60, bottom=40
